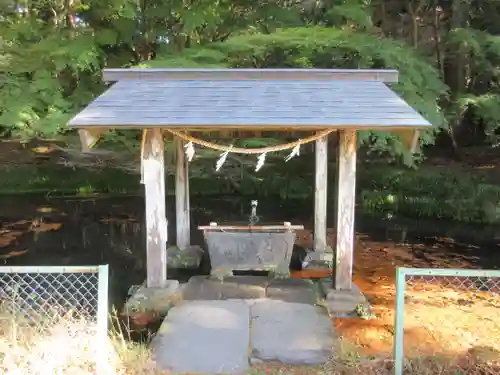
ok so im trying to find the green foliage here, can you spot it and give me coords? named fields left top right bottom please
left=0, top=165, right=139, bottom=195
left=0, top=0, right=498, bottom=151
left=445, top=27, right=500, bottom=143
left=324, top=0, right=374, bottom=30
left=360, top=167, right=500, bottom=223
left=139, top=48, right=227, bottom=68
left=0, top=17, right=102, bottom=138
left=457, top=93, right=500, bottom=142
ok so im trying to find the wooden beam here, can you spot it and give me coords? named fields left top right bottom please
left=314, top=136, right=328, bottom=252
left=198, top=224, right=305, bottom=231
left=334, top=130, right=357, bottom=291
left=78, top=129, right=104, bottom=152
left=142, top=128, right=167, bottom=288
left=397, top=129, right=420, bottom=153
left=103, top=68, right=399, bottom=83
left=175, top=138, right=190, bottom=250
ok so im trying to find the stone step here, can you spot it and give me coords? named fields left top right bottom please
left=152, top=300, right=250, bottom=374
left=250, top=299, right=334, bottom=365
left=151, top=299, right=334, bottom=374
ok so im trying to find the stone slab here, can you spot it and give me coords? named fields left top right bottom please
left=183, top=275, right=269, bottom=300
left=152, top=300, right=250, bottom=375
left=167, top=245, right=204, bottom=269
left=124, top=280, right=181, bottom=314
left=266, top=278, right=319, bottom=305
left=250, top=300, right=333, bottom=365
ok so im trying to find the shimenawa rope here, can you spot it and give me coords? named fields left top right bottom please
left=140, top=128, right=333, bottom=173
left=163, top=129, right=334, bottom=154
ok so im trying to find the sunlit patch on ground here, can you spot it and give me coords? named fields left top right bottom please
left=325, top=232, right=500, bottom=374
left=31, top=146, right=57, bottom=154
left=30, top=220, right=62, bottom=233
left=36, top=206, right=56, bottom=213
left=403, top=284, right=500, bottom=356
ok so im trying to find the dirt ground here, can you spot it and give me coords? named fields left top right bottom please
left=284, top=229, right=500, bottom=374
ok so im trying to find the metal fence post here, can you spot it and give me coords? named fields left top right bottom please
left=97, top=264, right=109, bottom=374
left=393, top=267, right=407, bottom=375
left=97, top=265, right=109, bottom=334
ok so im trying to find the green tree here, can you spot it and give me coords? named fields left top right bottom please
left=0, top=0, right=499, bottom=158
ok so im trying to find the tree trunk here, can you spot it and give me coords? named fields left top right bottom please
left=432, top=4, right=444, bottom=76
left=64, top=0, right=76, bottom=28
left=442, top=0, right=471, bottom=157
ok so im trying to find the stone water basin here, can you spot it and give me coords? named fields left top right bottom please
left=199, top=222, right=304, bottom=276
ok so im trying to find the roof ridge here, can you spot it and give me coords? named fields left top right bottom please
left=102, top=68, right=398, bottom=84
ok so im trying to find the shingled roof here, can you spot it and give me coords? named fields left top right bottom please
left=68, top=69, right=431, bottom=130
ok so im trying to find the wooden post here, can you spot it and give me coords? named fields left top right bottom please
left=78, top=129, right=104, bottom=152
left=141, top=128, right=167, bottom=288
left=314, top=136, right=328, bottom=252
left=334, top=129, right=357, bottom=290
left=175, top=138, right=191, bottom=249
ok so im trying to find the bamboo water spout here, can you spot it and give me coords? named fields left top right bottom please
left=249, top=200, right=259, bottom=226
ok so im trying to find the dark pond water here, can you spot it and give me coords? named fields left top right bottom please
left=1, top=194, right=500, bottom=309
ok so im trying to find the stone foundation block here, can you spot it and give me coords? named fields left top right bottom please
left=124, top=280, right=181, bottom=314
left=325, top=283, right=368, bottom=315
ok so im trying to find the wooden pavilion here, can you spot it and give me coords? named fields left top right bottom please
left=68, top=68, right=431, bottom=292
